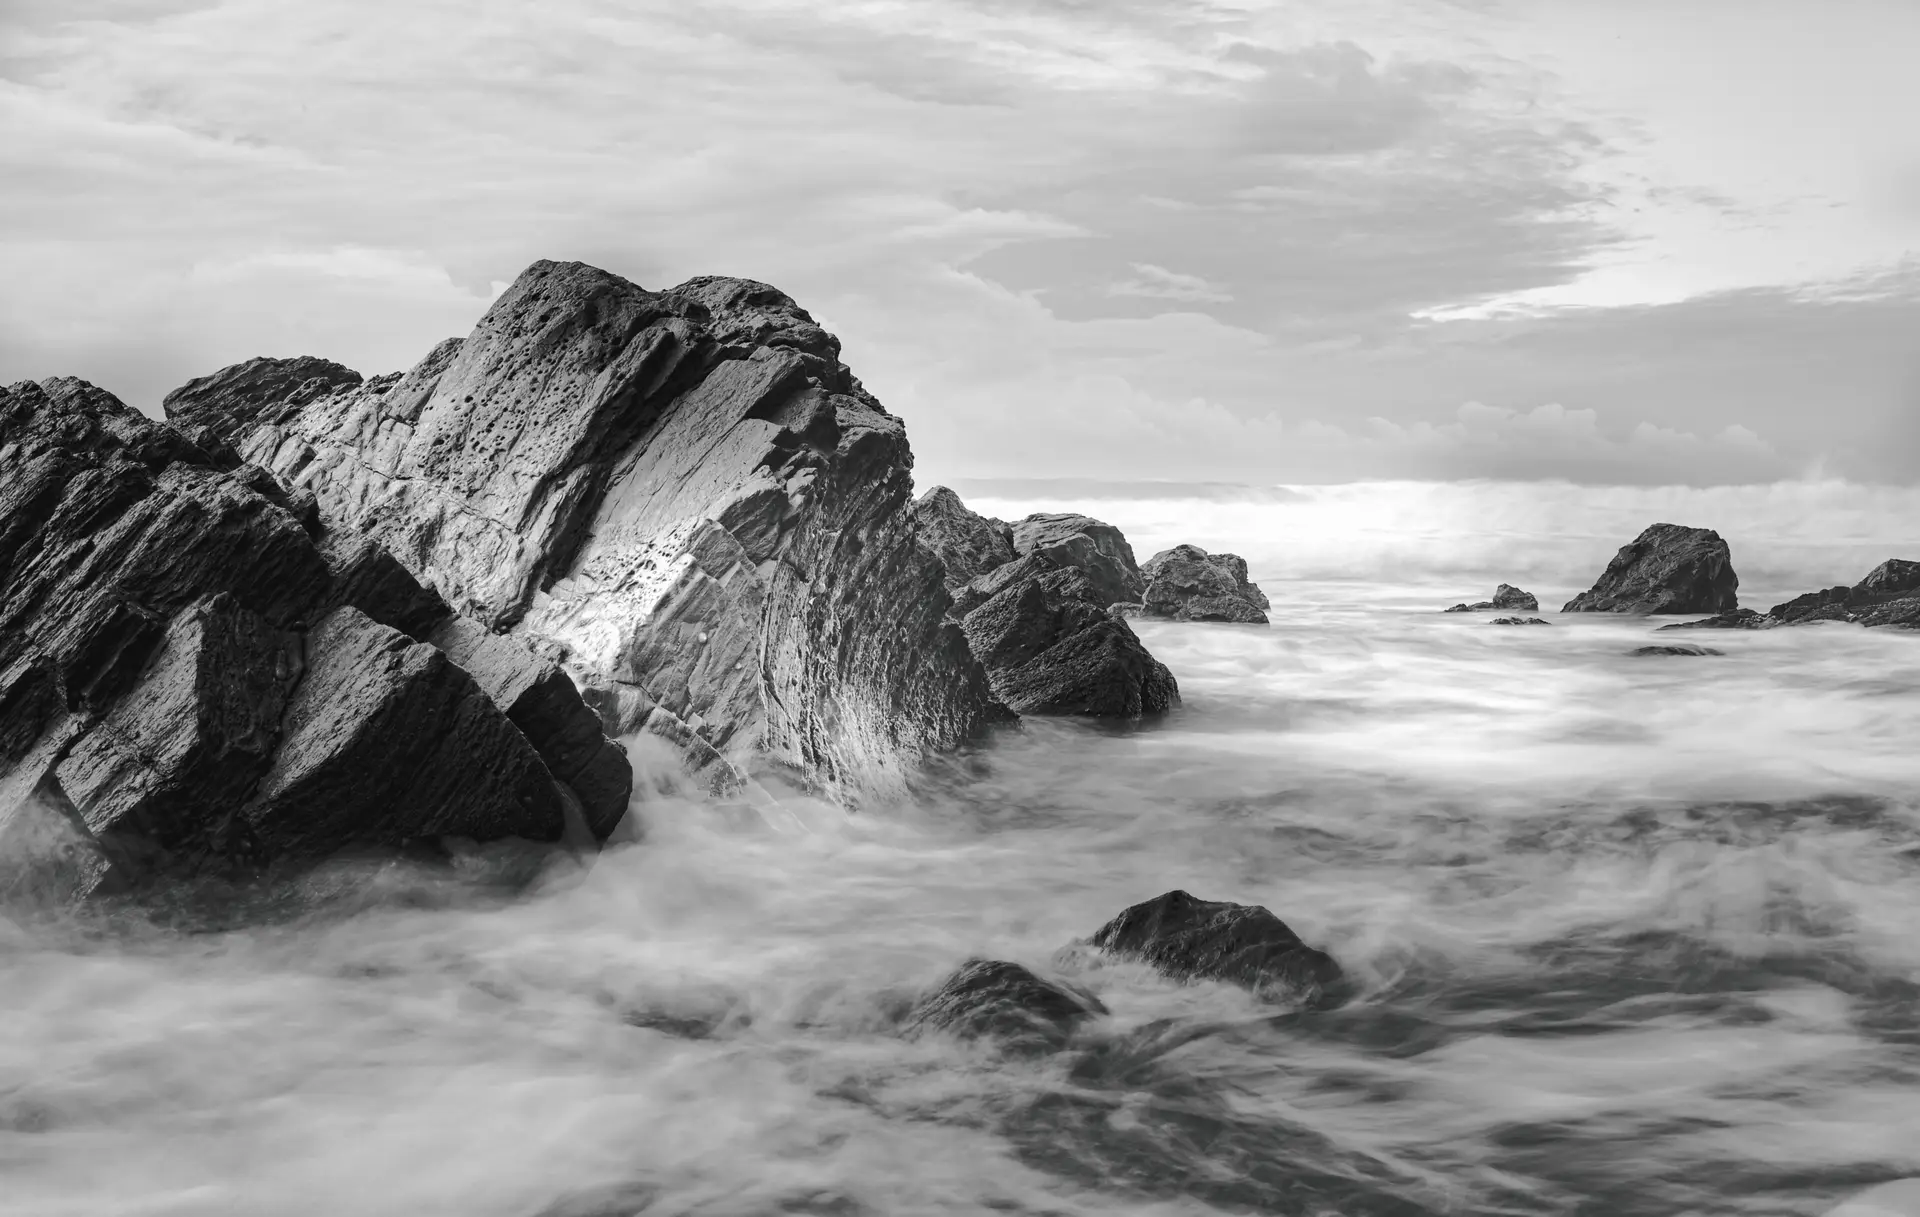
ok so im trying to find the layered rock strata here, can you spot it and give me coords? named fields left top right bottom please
left=0, top=377, right=630, bottom=902
left=1134, top=544, right=1270, bottom=624
left=914, top=489, right=1178, bottom=717
left=186, top=261, right=1005, bottom=799
left=1563, top=524, right=1738, bottom=614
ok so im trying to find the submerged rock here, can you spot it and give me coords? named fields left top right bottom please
left=1632, top=644, right=1724, bottom=656
left=1562, top=524, right=1739, bottom=615
left=1445, top=583, right=1538, bottom=613
left=187, top=262, right=1005, bottom=800
left=905, top=958, right=1107, bottom=1052
left=1089, top=889, right=1342, bottom=1000
left=0, top=377, right=629, bottom=900
left=1136, top=544, right=1270, bottom=624
left=1489, top=616, right=1551, bottom=626
left=917, top=488, right=1179, bottom=717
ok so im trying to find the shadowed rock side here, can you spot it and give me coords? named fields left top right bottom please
left=1489, top=616, right=1550, bottom=626
left=1562, top=524, right=1738, bottom=615
left=162, top=355, right=363, bottom=460
left=1661, top=558, right=1920, bottom=632
left=0, top=378, right=630, bottom=902
left=1134, top=544, right=1270, bottom=624
left=1089, top=889, right=1343, bottom=1000
left=914, top=488, right=1178, bottom=717
left=215, top=261, right=1003, bottom=800
left=905, top=959, right=1107, bottom=1053
left=1444, top=583, right=1538, bottom=613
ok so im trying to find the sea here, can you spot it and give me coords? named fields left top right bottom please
left=5, top=480, right=1920, bottom=1217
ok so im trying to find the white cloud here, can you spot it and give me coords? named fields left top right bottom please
left=1107, top=263, right=1234, bottom=303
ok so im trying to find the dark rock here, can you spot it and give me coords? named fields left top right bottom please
left=214, top=261, right=1004, bottom=800
left=912, top=486, right=1014, bottom=587
left=1136, top=544, right=1270, bottom=624
left=1857, top=559, right=1920, bottom=597
left=0, top=377, right=629, bottom=899
left=905, top=958, right=1107, bottom=1052
left=1631, top=644, right=1724, bottom=656
left=1562, top=524, right=1739, bottom=615
left=916, top=489, right=1179, bottom=718
left=1089, top=889, right=1343, bottom=1000
left=1662, top=559, right=1920, bottom=633
left=1658, top=608, right=1769, bottom=631
left=161, top=356, right=362, bottom=457
left=1489, top=616, right=1551, bottom=626
left=1445, top=583, right=1538, bottom=613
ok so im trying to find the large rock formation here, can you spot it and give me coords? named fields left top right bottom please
left=1562, top=524, right=1738, bottom=615
left=0, top=377, right=630, bottom=901
left=914, top=489, right=1178, bottom=717
left=1089, top=889, right=1343, bottom=1001
left=1661, top=558, right=1920, bottom=631
left=1444, top=583, right=1537, bottom=613
left=1133, top=544, right=1270, bottom=624
left=185, top=262, right=1006, bottom=800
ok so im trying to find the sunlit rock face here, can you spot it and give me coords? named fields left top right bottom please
left=216, top=261, right=1004, bottom=800
left=1562, top=523, right=1739, bottom=614
left=0, top=377, right=627, bottom=900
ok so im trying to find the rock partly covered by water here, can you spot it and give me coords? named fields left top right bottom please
left=0, top=377, right=629, bottom=903
left=915, top=489, right=1178, bottom=717
left=905, top=958, right=1107, bottom=1052
left=1489, top=617, right=1551, bottom=626
left=1089, top=889, right=1343, bottom=1000
left=1562, top=524, right=1739, bottom=615
left=1632, top=644, right=1723, bottom=656
left=1661, top=559, right=1920, bottom=632
left=193, top=261, right=1003, bottom=799
left=1134, top=544, right=1270, bottom=624
left=1445, top=584, right=1538, bottom=613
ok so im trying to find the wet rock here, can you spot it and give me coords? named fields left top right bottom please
left=1659, top=558, right=1920, bottom=632
left=213, top=261, right=1003, bottom=799
left=905, top=958, right=1107, bottom=1052
left=918, top=490, right=1178, bottom=718
left=1631, top=644, right=1724, bottom=656
left=1444, top=583, right=1538, bottom=613
left=0, top=377, right=627, bottom=898
left=1562, top=524, right=1739, bottom=615
left=1136, top=544, right=1270, bottom=624
left=1658, top=608, right=1769, bottom=631
left=1089, top=889, right=1343, bottom=1000
left=1489, top=616, right=1551, bottom=626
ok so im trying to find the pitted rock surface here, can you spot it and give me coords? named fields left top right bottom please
left=1136, top=544, right=1270, bottom=624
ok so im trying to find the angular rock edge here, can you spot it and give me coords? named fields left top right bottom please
left=1661, top=558, right=1920, bottom=632
left=1563, top=523, right=1738, bottom=615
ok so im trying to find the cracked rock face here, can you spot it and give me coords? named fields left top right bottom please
left=0, top=377, right=629, bottom=902
left=206, top=261, right=1004, bottom=800
left=1135, top=544, right=1270, bottom=624
left=916, top=488, right=1178, bottom=718
left=1562, top=524, right=1739, bottom=615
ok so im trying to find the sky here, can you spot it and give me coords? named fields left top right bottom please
left=2, top=0, right=1917, bottom=487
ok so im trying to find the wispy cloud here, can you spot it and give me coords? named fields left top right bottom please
left=1108, top=263, right=1233, bottom=304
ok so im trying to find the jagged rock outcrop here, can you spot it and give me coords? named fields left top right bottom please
left=185, top=263, right=1007, bottom=799
left=0, top=377, right=629, bottom=901
left=1088, top=889, right=1343, bottom=1001
left=1562, top=524, right=1738, bottom=615
left=904, top=959, right=1107, bottom=1053
left=162, top=355, right=362, bottom=458
left=1659, top=558, right=1920, bottom=632
left=915, top=488, right=1178, bottom=717
left=1489, top=616, right=1550, bottom=626
left=1132, top=544, right=1270, bottom=624
left=1444, top=583, right=1537, bottom=613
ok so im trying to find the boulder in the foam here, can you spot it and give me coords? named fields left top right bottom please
left=1631, top=643, right=1724, bottom=656
left=1136, top=544, right=1270, bottom=623
left=1660, top=558, right=1920, bottom=632
left=1562, top=524, right=1739, bottom=615
left=1489, top=616, right=1551, bottom=626
left=1089, top=889, right=1343, bottom=1000
left=905, top=958, right=1107, bottom=1053
left=1445, top=583, right=1538, bottom=613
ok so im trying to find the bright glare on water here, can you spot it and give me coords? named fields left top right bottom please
left=5, top=486, right=1920, bottom=1216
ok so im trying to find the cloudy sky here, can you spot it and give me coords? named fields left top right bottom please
left=4, top=0, right=1917, bottom=486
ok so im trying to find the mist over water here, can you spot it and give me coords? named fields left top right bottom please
left=7, top=485, right=1920, bottom=1216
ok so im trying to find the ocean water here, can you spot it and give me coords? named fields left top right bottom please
left=5, top=483, right=1920, bottom=1216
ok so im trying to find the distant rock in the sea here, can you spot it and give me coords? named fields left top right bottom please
left=917, top=489, right=1179, bottom=718
left=1658, top=558, right=1920, bottom=632
left=1489, top=616, right=1551, bottom=626
left=1632, top=644, right=1724, bottom=656
left=0, top=376, right=630, bottom=902
left=904, top=958, right=1107, bottom=1053
left=1088, top=889, right=1342, bottom=1000
left=1134, top=544, right=1270, bottom=624
left=1562, top=524, right=1738, bottom=615
left=182, top=261, right=1007, bottom=800
left=1444, top=583, right=1538, bottom=613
